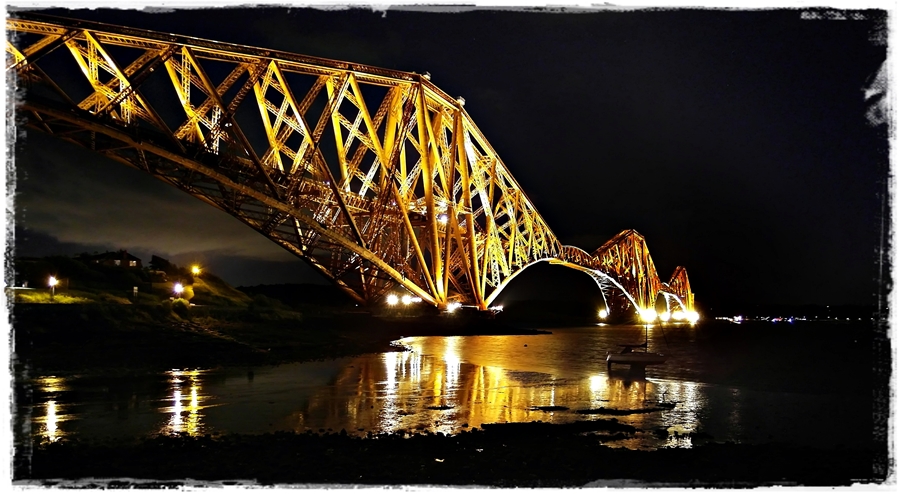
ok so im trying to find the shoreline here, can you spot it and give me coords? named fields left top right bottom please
left=12, top=304, right=890, bottom=486
left=11, top=303, right=549, bottom=376
left=18, top=421, right=885, bottom=486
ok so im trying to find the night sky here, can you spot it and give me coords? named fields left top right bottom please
left=10, top=6, right=890, bottom=311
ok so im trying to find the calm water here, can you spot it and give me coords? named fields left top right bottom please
left=16, top=322, right=877, bottom=451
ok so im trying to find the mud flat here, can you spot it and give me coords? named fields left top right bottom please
left=17, top=420, right=885, bottom=487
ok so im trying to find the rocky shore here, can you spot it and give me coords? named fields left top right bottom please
left=19, top=420, right=883, bottom=487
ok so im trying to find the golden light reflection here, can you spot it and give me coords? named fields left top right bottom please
left=384, top=352, right=398, bottom=391
left=410, top=351, right=421, bottom=382
left=381, top=352, right=400, bottom=433
left=432, top=366, right=444, bottom=402
left=172, top=389, right=183, bottom=430
left=187, top=384, right=200, bottom=433
left=35, top=376, right=70, bottom=444
left=588, top=375, right=607, bottom=408
left=41, top=400, right=62, bottom=443
left=160, top=370, right=205, bottom=436
left=589, top=375, right=604, bottom=393
left=296, top=338, right=706, bottom=449
left=38, top=376, right=68, bottom=394
left=443, top=336, right=461, bottom=389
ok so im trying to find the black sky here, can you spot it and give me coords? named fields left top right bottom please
left=10, top=6, right=889, bottom=310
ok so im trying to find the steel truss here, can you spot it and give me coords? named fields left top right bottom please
left=7, top=13, right=694, bottom=315
left=555, top=231, right=695, bottom=317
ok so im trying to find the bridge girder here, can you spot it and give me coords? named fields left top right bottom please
left=556, top=241, right=695, bottom=318
left=8, top=13, right=694, bottom=315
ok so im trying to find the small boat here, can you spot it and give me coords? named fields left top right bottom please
left=606, top=345, right=667, bottom=369
left=606, top=325, right=667, bottom=370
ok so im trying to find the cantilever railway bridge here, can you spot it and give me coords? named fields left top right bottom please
left=7, top=13, right=695, bottom=318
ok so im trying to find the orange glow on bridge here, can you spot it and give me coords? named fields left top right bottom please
left=7, top=13, right=695, bottom=319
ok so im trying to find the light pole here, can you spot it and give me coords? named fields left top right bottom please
left=48, top=276, right=58, bottom=301
left=191, top=265, right=201, bottom=276
left=173, top=282, right=184, bottom=298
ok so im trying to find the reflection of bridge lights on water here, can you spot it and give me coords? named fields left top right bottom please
left=589, top=375, right=605, bottom=393
left=295, top=341, right=716, bottom=447
left=588, top=375, right=609, bottom=408
left=399, top=351, right=408, bottom=379
left=443, top=337, right=461, bottom=388
left=287, top=334, right=711, bottom=446
left=380, top=352, right=401, bottom=433
left=410, top=352, right=421, bottom=382
left=384, top=352, right=398, bottom=392
left=650, top=379, right=703, bottom=445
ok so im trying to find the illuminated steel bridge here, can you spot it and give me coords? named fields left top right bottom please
left=7, top=13, right=696, bottom=320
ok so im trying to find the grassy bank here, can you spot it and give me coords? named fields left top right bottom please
left=11, top=301, right=542, bottom=375
left=11, top=255, right=548, bottom=374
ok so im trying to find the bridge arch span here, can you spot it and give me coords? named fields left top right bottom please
left=8, top=13, right=695, bottom=315
left=548, top=258, right=644, bottom=319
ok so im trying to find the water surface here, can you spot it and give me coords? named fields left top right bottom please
left=17, top=323, right=876, bottom=451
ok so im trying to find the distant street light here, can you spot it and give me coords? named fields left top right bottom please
left=191, top=265, right=201, bottom=276
left=173, top=283, right=184, bottom=297
left=48, top=276, right=58, bottom=301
